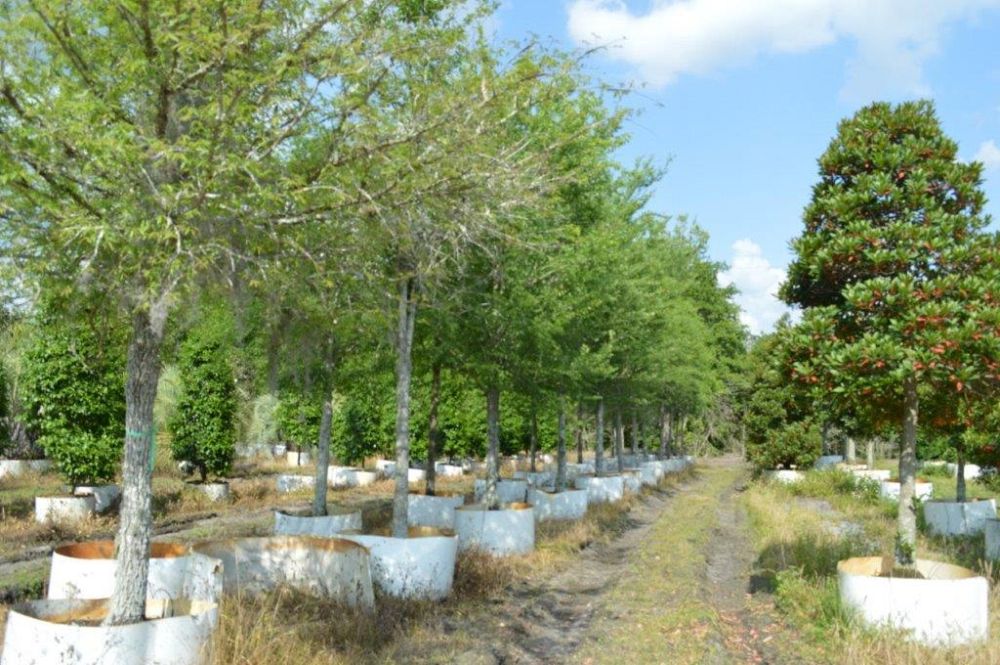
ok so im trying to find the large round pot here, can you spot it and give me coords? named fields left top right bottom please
left=526, top=488, right=588, bottom=522
left=621, top=470, right=642, bottom=494
left=47, top=540, right=222, bottom=602
left=407, top=468, right=426, bottom=483
left=35, top=495, right=95, bottom=525
left=0, top=598, right=217, bottom=665
left=815, top=455, right=844, bottom=469
left=341, top=527, right=457, bottom=600
left=408, top=493, right=465, bottom=529
left=434, top=463, right=464, bottom=477
left=454, top=503, right=535, bottom=556
left=188, top=481, right=230, bottom=502
left=328, top=466, right=359, bottom=489
left=879, top=480, right=933, bottom=502
left=761, top=469, right=805, bottom=484
left=375, top=459, right=395, bottom=476
left=276, top=474, right=315, bottom=493
left=985, top=519, right=1000, bottom=561
left=851, top=468, right=891, bottom=482
left=639, top=462, right=664, bottom=486
left=474, top=479, right=528, bottom=504
left=837, top=556, right=988, bottom=645
left=923, top=499, right=997, bottom=537
left=573, top=475, right=625, bottom=504
left=353, top=470, right=378, bottom=486
left=946, top=462, right=983, bottom=479
left=0, top=459, right=52, bottom=479
left=273, top=509, right=363, bottom=537
left=513, top=470, right=553, bottom=487
left=74, top=484, right=121, bottom=514
left=287, top=450, right=311, bottom=466
left=192, top=536, right=374, bottom=609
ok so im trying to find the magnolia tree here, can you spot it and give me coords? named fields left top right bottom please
left=781, top=101, right=1000, bottom=565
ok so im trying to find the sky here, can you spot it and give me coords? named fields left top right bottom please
left=489, top=0, right=1000, bottom=335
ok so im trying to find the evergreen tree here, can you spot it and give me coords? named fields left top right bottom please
left=782, top=100, right=1000, bottom=564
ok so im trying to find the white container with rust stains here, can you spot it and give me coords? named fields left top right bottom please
left=454, top=503, right=535, bottom=556
left=408, top=493, right=465, bottom=529
left=526, top=488, right=588, bottom=522
left=273, top=509, right=362, bottom=537
left=341, top=527, right=458, bottom=600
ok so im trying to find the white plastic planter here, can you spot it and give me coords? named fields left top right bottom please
left=434, top=463, right=464, bottom=477
left=35, top=495, right=95, bottom=525
left=946, top=462, right=983, bottom=479
left=851, top=469, right=891, bottom=482
left=815, top=455, right=844, bottom=469
left=923, top=499, right=997, bottom=537
left=526, top=488, right=588, bottom=522
left=621, top=470, right=642, bottom=494
left=985, top=519, right=1000, bottom=561
left=48, top=540, right=222, bottom=602
left=455, top=503, right=535, bottom=556
left=354, top=470, right=378, bottom=486
left=74, top=484, right=121, bottom=514
left=407, top=468, right=426, bottom=483
left=880, top=480, right=933, bottom=502
left=276, top=474, right=315, bottom=493
left=0, top=459, right=52, bottom=479
left=762, top=469, right=805, bottom=484
left=341, top=528, right=457, bottom=600
left=574, top=475, right=625, bottom=504
left=192, top=481, right=230, bottom=502
left=328, top=466, right=358, bottom=489
left=408, top=493, right=465, bottom=529
left=274, top=509, right=363, bottom=537
left=375, top=459, right=395, bottom=476
left=192, top=536, right=375, bottom=609
left=639, top=462, right=664, bottom=486
left=272, top=443, right=288, bottom=457
left=513, top=470, right=553, bottom=487
left=0, top=598, right=218, bottom=665
left=287, top=450, right=311, bottom=466
left=838, top=556, right=988, bottom=645
left=474, top=479, right=528, bottom=504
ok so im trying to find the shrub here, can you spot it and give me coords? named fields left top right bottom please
left=276, top=392, right=322, bottom=450
left=19, top=314, right=126, bottom=485
left=0, top=363, right=9, bottom=454
left=169, top=325, right=237, bottom=481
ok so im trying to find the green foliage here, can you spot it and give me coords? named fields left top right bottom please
left=169, top=319, right=237, bottom=480
left=277, top=393, right=323, bottom=450
left=0, top=363, right=8, bottom=452
left=19, top=314, right=126, bottom=485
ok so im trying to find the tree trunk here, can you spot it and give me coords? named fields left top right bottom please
left=391, top=278, right=418, bottom=539
left=658, top=404, right=671, bottom=459
left=484, top=387, right=501, bottom=510
left=529, top=408, right=538, bottom=473
left=845, top=437, right=857, bottom=465
left=312, top=397, right=333, bottom=517
left=896, top=375, right=919, bottom=566
left=956, top=440, right=967, bottom=503
left=614, top=408, right=624, bottom=473
left=595, top=398, right=605, bottom=475
left=425, top=362, right=441, bottom=497
left=866, top=439, right=875, bottom=470
left=105, top=308, right=166, bottom=625
left=639, top=418, right=647, bottom=456
left=556, top=399, right=567, bottom=492
left=575, top=402, right=584, bottom=464
left=676, top=414, right=686, bottom=455
left=630, top=411, right=639, bottom=455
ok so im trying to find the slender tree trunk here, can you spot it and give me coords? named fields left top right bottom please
left=956, top=440, right=967, bottom=503
left=484, top=387, right=501, bottom=509
left=312, top=397, right=333, bottom=517
left=676, top=414, right=686, bottom=455
left=630, top=411, right=639, bottom=455
left=556, top=399, right=567, bottom=492
left=614, top=408, right=624, bottom=473
left=658, top=405, right=671, bottom=459
left=391, top=278, right=418, bottom=539
left=845, top=436, right=856, bottom=465
left=575, top=402, right=584, bottom=464
left=105, top=308, right=166, bottom=626
left=896, top=375, right=919, bottom=566
left=425, top=362, right=441, bottom=497
left=639, top=418, right=647, bottom=456
left=595, top=398, right=605, bottom=475
left=529, top=408, right=538, bottom=473
left=866, top=439, right=876, bottom=470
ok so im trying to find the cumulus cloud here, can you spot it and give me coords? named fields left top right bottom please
left=566, top=0, right=1000, bottom=99
left=974, top=140, right=1000, bottom=170
left=718, top=239, right=792, bottom=335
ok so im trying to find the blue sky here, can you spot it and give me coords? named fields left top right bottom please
left=490, top=1, right=1000, bottom=334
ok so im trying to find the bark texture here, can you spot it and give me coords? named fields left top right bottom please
left=391, top=278, right=418, bottom=539
left=484, top=387, right=501, bottom=510
left=956, top=442, right=967, bottom=503
left=845, top=437, right=856, bottom=465
left=866, top=439, right=876, bottom=470
left=105, top=308, right=166, bottom=625
left=575, top=402, right=584, bottom=464
left=658, top=405, right=672, bottom=459
left=614, top=409, right=624, bottom=472
left=556, top=400, right=567, bottom=492
left=595, top=398, right=605, bottom=475
left=896, top=375, right=919, bottom=565
left=630, top=411, right=639, bottom=455
left=529, top=409, right=538, bottom=473
left=425, top=362, right=441, bottom=496
left=312, top=397, right=333, bottom=517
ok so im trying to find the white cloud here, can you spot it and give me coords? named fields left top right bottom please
left=974, top=139, right=1000, bottom=170
left=718, top=239, right=792, bottom=335
left=567, top=0, right=1000, bottom=100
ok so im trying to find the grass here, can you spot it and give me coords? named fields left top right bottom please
left=745, top=466, right=1000, bottom=664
